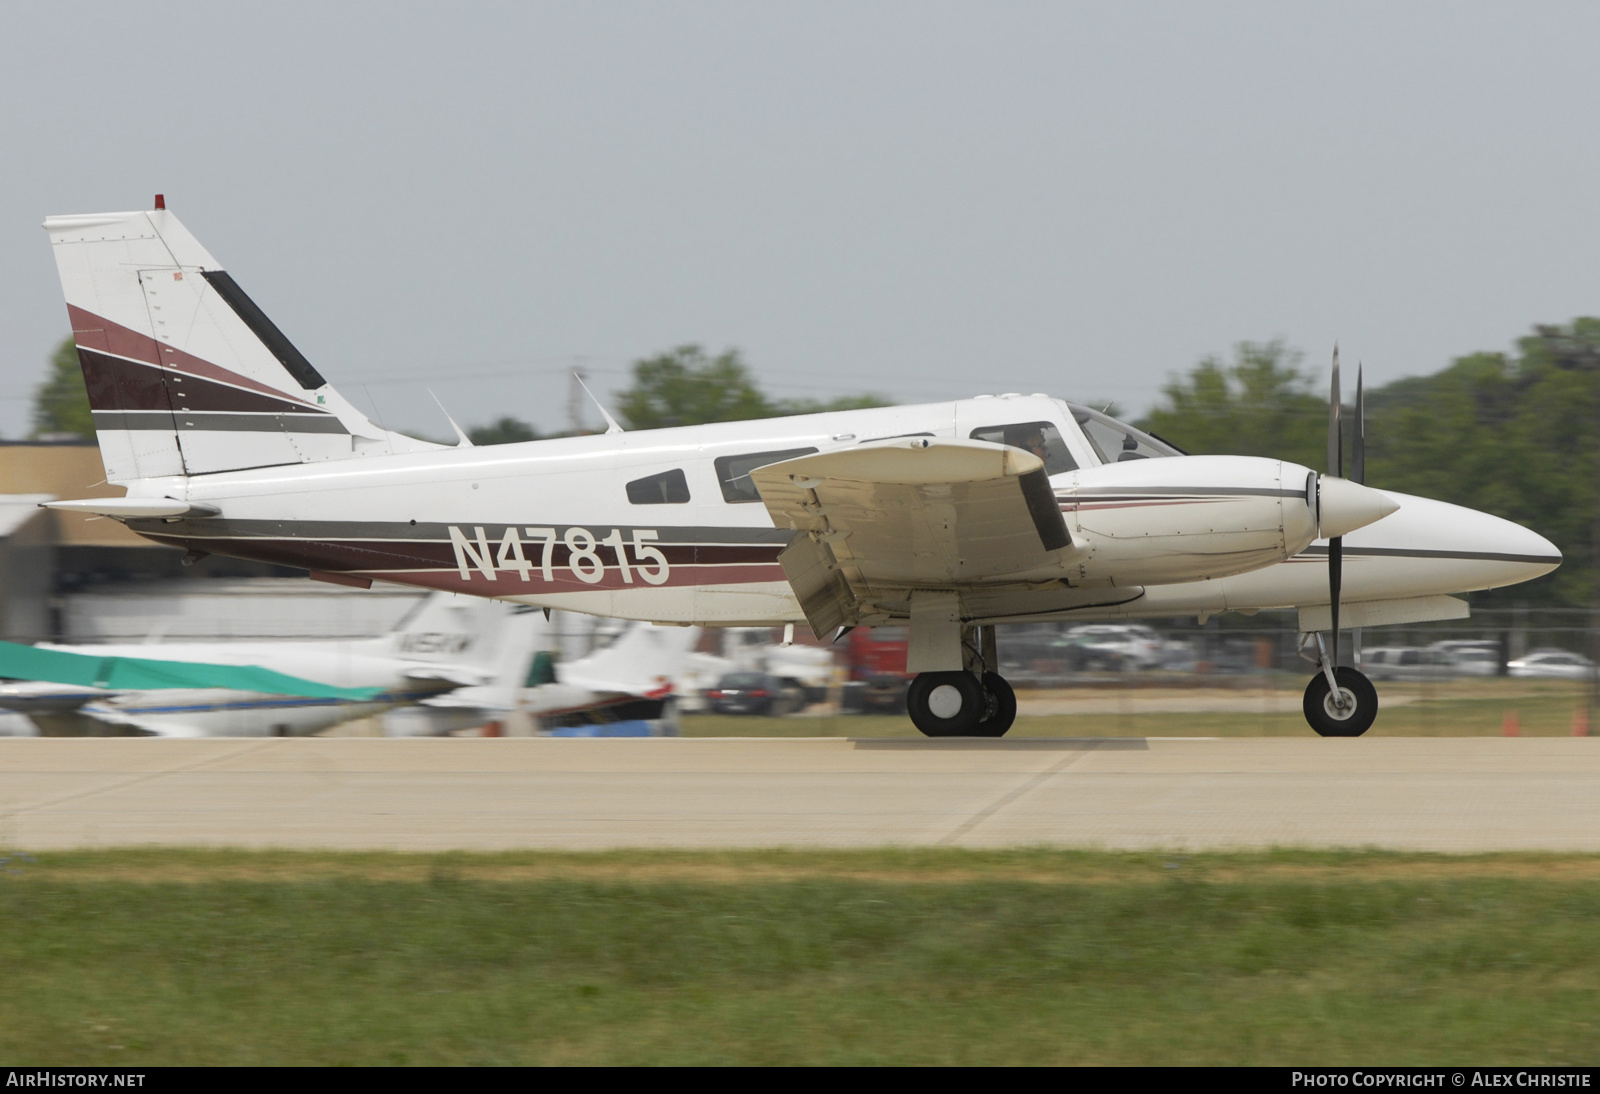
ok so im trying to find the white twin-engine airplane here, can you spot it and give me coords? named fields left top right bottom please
left=40, top=200, right=1561, bottom=738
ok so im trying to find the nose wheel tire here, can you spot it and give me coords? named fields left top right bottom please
left=1303, top=667, right=1378, bottom=737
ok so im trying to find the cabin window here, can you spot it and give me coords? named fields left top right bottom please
left=626, top=468, right=691, bottom=504
left=1068, top=405, right=1183, bottom=464
left=967, top=421, right=1078, bottom=475
left=714, top=447, right=819, bottom=503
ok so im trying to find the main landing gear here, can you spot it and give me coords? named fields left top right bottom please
left=1301, top=633, right=1378, bottom=737
left=907, top=671, right=1016, bottom=737
left=906, top=624, right=1017, bottom=738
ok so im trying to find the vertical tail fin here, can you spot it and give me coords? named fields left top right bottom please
left=556, top=623, right=701, bottom=698
left=43, top=201, right=438, bottom=483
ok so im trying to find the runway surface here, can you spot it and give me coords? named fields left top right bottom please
left=2, top=736, right=1598, bottom=853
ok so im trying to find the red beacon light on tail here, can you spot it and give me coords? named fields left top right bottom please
left=154, top=194, right=165, bottom=210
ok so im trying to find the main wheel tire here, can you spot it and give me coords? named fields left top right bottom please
left=1303, top=667, right=1379, bottom=737
left=973, top=672, right=1017, bottom=737
left=907, top=671, right=986, bottom=737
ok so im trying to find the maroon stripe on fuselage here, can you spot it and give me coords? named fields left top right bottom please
left=67, top=304, right=313, bottom=405
left=133, top=531, right=787, bottom=589
left=355, top=564, right=786, bottom=596
left=77, top=349, right=324, bottom=415
left=139, top=534, right=453, bottom=573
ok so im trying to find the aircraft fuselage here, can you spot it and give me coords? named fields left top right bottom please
left=115, top=395, right=1558, bottom=628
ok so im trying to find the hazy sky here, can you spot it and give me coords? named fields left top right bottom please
left=3, top=1, right=1599, bottom=439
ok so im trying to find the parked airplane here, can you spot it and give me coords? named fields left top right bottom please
left=382, top=619, right=699, bottom=736
left=0, top=592, right=531, bottom=736
left=38, top=200, right=1561, bottom=737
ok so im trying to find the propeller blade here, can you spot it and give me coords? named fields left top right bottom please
left=1352, top=364, right=1365, bottom=485
left=1329, top=535, right=1342, bottom=671
left=1328, top=345, right=1342, bottom=478
left=1326, top=345, right=1343, bottom=673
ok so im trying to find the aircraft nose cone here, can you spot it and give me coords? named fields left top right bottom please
left=1495, top=516, right=1562, bottom=573
left=1319, top=476, right=1401, bottom=538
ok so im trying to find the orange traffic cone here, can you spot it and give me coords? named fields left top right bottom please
left=1502, top=710, right=1520, bottom=737
left=1572, top=708, right=1590, bottom=737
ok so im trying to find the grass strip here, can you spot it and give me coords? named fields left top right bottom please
left=2, top=848, right=1597, bottom=1066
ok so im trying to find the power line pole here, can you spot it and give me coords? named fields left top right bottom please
left=567, top=365, right=585, bottom=436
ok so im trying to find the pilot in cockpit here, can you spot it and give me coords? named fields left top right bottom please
left=1007, top=426, right=1051, bottom=464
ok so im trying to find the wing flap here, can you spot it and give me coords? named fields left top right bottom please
left=751, top=438, right=1078, bottom=635
left=79, top=708, right=207, bottom=737
left=777, top=534, right=854, bottom=637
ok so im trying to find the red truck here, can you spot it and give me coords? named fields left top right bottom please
left=842, top=626, right=912, bottom=713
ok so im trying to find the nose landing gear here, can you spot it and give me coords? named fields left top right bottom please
left=1301, top=632, right=1378, bottom=737
left=1303, top=665, right=1378, bottom=737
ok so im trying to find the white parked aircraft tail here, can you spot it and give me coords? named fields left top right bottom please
left=42, top=199, right=439, bottom=483
left=362, top=593, right=537, bottom=689
left=557, top=623, right=700, bottom=698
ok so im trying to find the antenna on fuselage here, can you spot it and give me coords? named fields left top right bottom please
left=574, top=372, right=625, bottom=435
left=426, top=388, right=475, bottom=447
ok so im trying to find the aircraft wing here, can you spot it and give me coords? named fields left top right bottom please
left=0, top=640, right=385, bottom=699
left=750, top=438, right=1078, bottom=636
left=0, top=681, right=110, bottom=714
left=403, top=666, right=492, bottom=689
left=76, top=706, right=210, bottom=737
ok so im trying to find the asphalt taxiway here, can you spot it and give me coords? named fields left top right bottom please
left=1, top=736, right=1597, bottom=853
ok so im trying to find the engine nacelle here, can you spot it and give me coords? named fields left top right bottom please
left=1055, top=455, right=1383, bottom=587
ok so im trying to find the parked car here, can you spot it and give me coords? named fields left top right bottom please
left=1061, top=624, right=1165, bottom=671
left=1507, top=649, right=1597, bottom=680
left=1364, top=642, right=1503, bottom=680
left=704, top=672, right=804, bottom=715
left=1428, top=641, right=1500, bottom=677
left=1361, top=646, right=1447, bottom=681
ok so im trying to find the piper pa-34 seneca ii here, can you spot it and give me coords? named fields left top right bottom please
left=39, top=200, right=1562, bottom=737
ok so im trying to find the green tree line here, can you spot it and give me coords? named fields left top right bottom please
left=1139, top=323, right=1600, bottom=607
left=30, top=340, right=888, bottom=446
left=468, top=345, right=889, bottom=442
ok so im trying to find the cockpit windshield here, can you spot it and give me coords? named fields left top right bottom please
left=1067, top=404, right=1184, bottom=464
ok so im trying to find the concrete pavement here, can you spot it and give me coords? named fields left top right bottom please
left=1, top=736, right=1597, bottom=852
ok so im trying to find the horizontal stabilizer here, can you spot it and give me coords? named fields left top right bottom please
left=44, top=497, right=219, bottom=519
left=403, top=666, right=491, bottom=688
